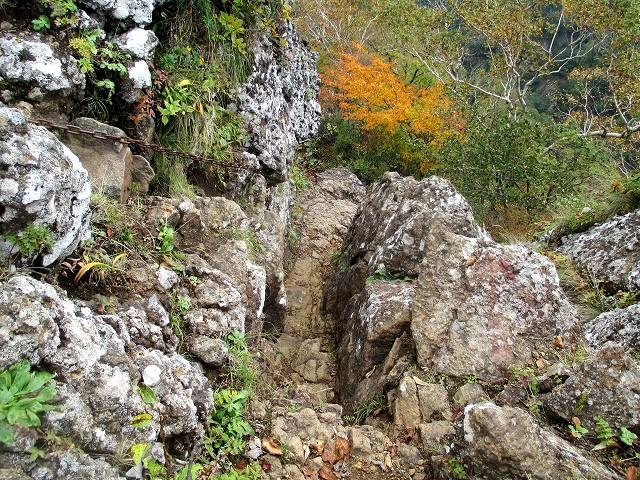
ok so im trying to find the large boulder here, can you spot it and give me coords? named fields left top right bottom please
left=237, top=20, right=321, bottom=183
left=61, top=117, right=138, bottom=202
left=411, top=223, right=578, bottom=383
left=329, top=173, right=577, bottom=397
left=0, top=275, right=213, bottom=456
left=0, top=32, right=85, bottom=105
left=0, top=105, right=91, bottom=266
left=542, top=342, right=640, bottom=430
left=559, top=209, right=640, bottom=292
left=325, top=173, right=482, bottom=316
left=453, top=402, right=620, bottom=479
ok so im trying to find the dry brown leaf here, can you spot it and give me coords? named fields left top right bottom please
left=535, top=357, right=547, bottom=369
left=318, top=465, right=339, bottom=480
left=322, top=448, right=338, bottom=464
left=262, top=437, right=284, bottom=456
left=626, top=466, right=637, bottom=480
left=554, top=335, right=564, bottom=349
left=466, top=255, right=477, bottom=267
left=334, top=436, right=351, bottom=461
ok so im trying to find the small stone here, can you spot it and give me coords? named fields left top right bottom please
left=156, top=266, right=178, bottom=290
left=142, top=364, right=161, bottom=386
left=453, top=383, right=487, bottom=406
left=185, top=335, right=228, bottom=366
left=115, top=28, right=158, bottom=60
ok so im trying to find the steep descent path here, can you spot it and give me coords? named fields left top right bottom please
left=252, top=169, right=427, bottom=480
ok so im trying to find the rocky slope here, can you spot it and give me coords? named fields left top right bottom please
left=1, top=2, right=639, bottom=479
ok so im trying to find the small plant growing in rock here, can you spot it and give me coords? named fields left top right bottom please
left=365, top=268, right=412, bottom=284
left=32, top=15, right=51, bottom=30
left=225, top=331, right=257, bottom=391
left=569, top=417, right=589, bottom=439
left=0, top=360, right=57, bottom=446
left=619, top=426, right=638, bottom=447
left=204, top=388, right=254, bottom=456
left=593, top=416, right=616, bottom=450
left=156, top=224, right=176, bottom=254
left=445, top=457, right=467, bottom=479
left=5, top=223, right=53, bottom=258
left=169, top=295, right=191, bottom=338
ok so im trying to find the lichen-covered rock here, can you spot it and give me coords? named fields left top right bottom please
left=0, top=275, right=213, bottom=456
left=78, top=0, right=162, bottom=25
left=325, top=173, right=482, bottom=316
left=336, top=281, right=414, bottom=408
left=0, top=105, right=91, bottom=266
left=121, top=60, right=152, bottom=103
left=456, top=402, right=620, bottom=479
left=0, top=32, right=85, bottom=101
left=26, top=450, right=121, bottom=479
left=237, top=20, right=320, bottom=183
left=114, top=27, right=158, bottom=60
left=585, top=303, right=640, bottom=351
left=411, top=223, right=578, bottom=383
left=559, top=209, right=640, bottom=292
left=542, top=342, right=640, bottom=430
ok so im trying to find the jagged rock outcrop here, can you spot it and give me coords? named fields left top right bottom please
left=448, top=402, right=621, bottom=479
left=328, top=173, right=578, bottom=408
left=0, top=105, right=91, bottom=266
left=585, top=303, right=640, bottom=351
left=237, top=20, right=321, bottom=184
left=559, top=209, right=640, bottom=292
left=542, top=342, right=640, bottom=430
left=0, top=275, right=213, bottom=459
left=0, top=32, right=85, bottom=107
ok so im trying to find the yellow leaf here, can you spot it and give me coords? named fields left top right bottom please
left=178, top=79, right=192, bottom=87
left=74, top=261, right=109, bottom=283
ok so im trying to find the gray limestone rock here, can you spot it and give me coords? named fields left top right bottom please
left=457, top=402, right=620, bottom=479
left=237, top=21, right=320, bottom=183
left=542, top=342, right=640, bottom=430
left=559, top=209, right=640, bottom=292
left=0, top=32, right=85, bottom=100
left=0, top=105, right=91, bottom=266
left=114, top=27, right=158, bottom=60
left=585, top=303, right=640, bottom=351
left=411, top=223, right=578, bottom=383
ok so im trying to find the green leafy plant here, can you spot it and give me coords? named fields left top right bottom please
left=569, top=417, right=589, bottom=439
left=39, top=0, right=78, bottom=27
left=138, top=385, right=156, bottom=405
left=0, top=361, right=57, bottom=446
left=5, top=223, right=54, bottom=258
left=214, top=462, right=261, bottom=480
left=365, top=268, right=413, bottom=284
left=69, top=29, right=100, bottom=73
left=619, top=426, right=638, bottom=446
left=204, top=388, right=254, bottom=456
left=156, top=224, right=176, bottom=254
left=593, top=416, right=616, bottom=450
left=445, top=457, right=467, bottom=479
left=32, top=15, right=51, bottom=30
left=169, top=295, right=191, bottom=338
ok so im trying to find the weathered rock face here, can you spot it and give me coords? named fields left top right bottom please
left=411, top=223, right=578, bottom=383
left=453, top=402, right=620, bottom=480
left=284, top=168, right=365, bottom=336
left=559, top=209, right=640, bottom=292
left=61, top=117, right=148, bottom=202
left=329, top=173, right=578, bottom=410
left=77, top=0, right=162, bottom=26
left=237, top=20, right=321, bottom=184
left=0, top=32, right=85, bottom=106
left=585, top=303, right=640, bottom=351
left=325, top=173, right=482, bottom=316
left=0, top=275, right=213, bottom=459
left=0, top=105, right=91, bottom=266
left=542, top=342, right=640, bottom=430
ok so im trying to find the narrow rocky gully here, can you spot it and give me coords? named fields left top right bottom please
left=249, top=168, right=424, bottom=480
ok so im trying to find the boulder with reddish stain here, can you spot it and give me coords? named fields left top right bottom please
left=411, top=223, right=578, bottom=383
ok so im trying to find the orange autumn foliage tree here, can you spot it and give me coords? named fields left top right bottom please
left=322, top=49, right=457, bottom=145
